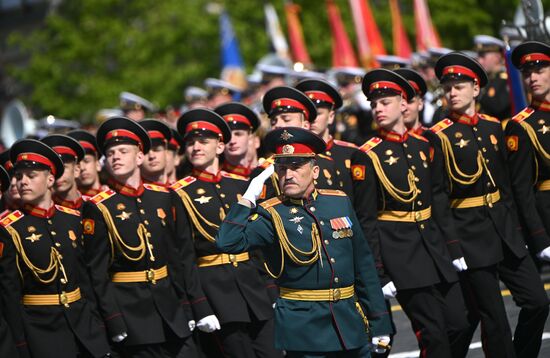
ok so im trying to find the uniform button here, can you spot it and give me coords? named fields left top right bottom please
left=417, top=201, right=423, bottom=206
left=225, top=204, right=230, bottom=209
left=477, top=137, right=482, bottom=141
left=417, top=189, right=422, bottom=194
left=324, top=240, right=329, bottom=245
left=336, top=170, right=340, bottom=175
left=407, top=154, right=412, bottom=159
left=330, top=258, right=335, bottom=263
left=144, top=220, right=149, bottom=225
left=320, top=220, right=324, bottom=225
left=420, top=224, right=425, bottom=229
left=334, top=277, right=339, bottom=283
left=482, top=148, right=487, bottom=152
left=55, top=242, right=61, bottom=247
left=137, top=198, right=142, bottom=203
left=414, top=177, right=419, bottom=182
left=310, top=207, right=316, bottom=212
left=50, top=231, right=56, bottom=236
left=215, top=184, right=221, bottom=189
left=485, top=159, right=489, bottom=163
left=47, top=220, right=53, bottom=225
left=60, top=278, right=67, bottom=284
left=220, top=193, right=226, bottom=198
left=473, top=127, right=478, bottom=132
left=139, top=209, right=145, bottom=214
left=411, top=165, right=416, bottom=170
left=403, top=143, right=408, bottom=148
left=327, top=151, right=332, bottom=156
left=487, top=182, right=492, bottom=188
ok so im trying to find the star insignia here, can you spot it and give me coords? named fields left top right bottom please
left=290, top=207, right=299, bottom=214
left=280, top=130, right=294, bottom=141
left=25, top=233, right=42, bottom=243
left=538, top=125, right=550, bottom=135
left=116, top=211, right=132, bottom=220
left=289, top=216, right=304, bottom=224
left=455, top=138, right=470, bottom=148
left=384, top=156, right=399, bottom=166
left=194, top=196, right=213, bottom=204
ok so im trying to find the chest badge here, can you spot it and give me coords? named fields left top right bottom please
left=116, top=203, right=126, bottom=211
left=116, top=211, right=132, bottom=221
left=455, top=138, right=470, bottom=148
left=290, top=207, right=299, bottom=215
left=538, top=125, right=549, bottom=135
left=196, top=188, right=206, bottom=195
left=68, top=230, right=77, bottom=241
left=289, top=216, right=304, bottom=224
left=384, top=156, right=399, bottom=166
left=323, top=169, right=333, bottom=186
left=194, top=196, right=212, bottom=204
left=330, top=217, right=353, bottom=239
left=25, top=233, right=42, bottom=243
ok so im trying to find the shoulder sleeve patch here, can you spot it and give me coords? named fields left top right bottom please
left=91, top=189, right=116, bottom=205
left=351, top=165, right=366, bottom=181
left=259, top=156, right=275, bottom=169
left=82, top=218, right=95, bottom=235
left=221, top=172, right=248, bottom=181
left=479, top=114, right=500, bottom=123
left=170, top=176, right=197, bottom=191
left=55, top=205, right=80, bottom=216
left=358, top=137, right=383, bottom=153
left=317, top=189, right=347, bottom=196
left=143, top=183, right=170, bottom=193
left=0, top=210, right=23, bottom=228
left=259, top=196, right=283, bottom=209
left=512, top=107, right=535, bottom=124
left=506, top=135, right=519, bottom=152
left=430, top=119, right=454, bottom=134
left=409, top=132, right=429, bottom=142
left=333, top=139, right=358, bottom=148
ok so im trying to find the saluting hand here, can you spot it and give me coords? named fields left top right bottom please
left=241, top=164, right=275, bottom=207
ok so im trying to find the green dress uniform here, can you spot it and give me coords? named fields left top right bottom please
left=0, top=139, right=111, bottom=358
left=217, top=128, right=392, bottom=356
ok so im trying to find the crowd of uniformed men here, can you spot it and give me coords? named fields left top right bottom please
left=0, top=35, right=549, bottom=358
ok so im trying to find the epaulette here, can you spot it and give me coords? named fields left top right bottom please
left=259, top=156, right=275, bottom=169
left=358, top=137, right=383, bottom=153
left=333, top=139, right=358, bottom=148
left=409, top=132, right=429, bottom=143
left=317, top=153, right=333, bottom=161
left=430, top=119, right=454, bottom=134
left=0, top=209, right=11, bottom=220
left=0, top=210, right=23, bottom=228
left=143, top=183, right=170, bottom=193
left=317, top=189, right=346, bottom=197
left=55, top=205, right=80, bottom=216
left=221, top=172, right=248, bottom=181
left=171, top=176, right=197, bottom=191
left=512, top=107, right=535, bottom=124
left=90, top=189, right=116, bottom=205
left=478, top=113, right=500, bottom=123
left=259, top=196, right=282, bottom=209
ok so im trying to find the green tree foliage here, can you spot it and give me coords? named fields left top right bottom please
left=7, top=0, right=519, bottom=122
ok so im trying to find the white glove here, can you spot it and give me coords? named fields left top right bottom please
left=196, top=315, right=221, bottom=333
left=537, top=246, right=550, bottom=261
left=452, top=257, right=468, bottom=272
left=188, top=320, right=196, bottom=332
left=242, top=165, right=275, bottom=207
left=112, top=332, right=127, bottom=342
left=382, top=281, right=397, bottom=299
left=371, top=335, right=391, bottom=353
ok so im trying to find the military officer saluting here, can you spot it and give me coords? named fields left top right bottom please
left=0, top=139, right=111, bottom=358
left=172, top=109, right=279, bottom=358
left=82, top=117, right=211, bottom=357
left=430, top=52, right=549, bottom=358
left=216, top=127, right=392, bottom=357
left=352, top=69, right=470, bottom=357
left=296, top=79, right=359, bottom=198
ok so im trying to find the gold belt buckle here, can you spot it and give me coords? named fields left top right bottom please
left=146, top=269, right=156, bottom=284
left=485, top=193, right=493, bottom=208
left=60, top=292, right=69, bottom=308
left=229, top=254, right=238, bottom=267
left=332, top=288, right=341, bottom=302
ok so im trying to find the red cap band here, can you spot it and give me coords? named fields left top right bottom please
left=105, top=129, right=143, bottom=150
left=79, top=141, right=96, bottom=153
left=185, top=121, right=223, bottom=139
left=147, top=130, right=166, bottom=140
left=520, top=53, right=550, bottom=65
left=223, top=114, right=252, bottom=127
left=442, top=65, right=479, bottom=83
left=169, top=138, right=180, bottom=149
left=16, top=153, right=56, bottom=175
left=369, top=81, right=405, bottom=98
left=408, top=80, right=421, bottom=94
left=305, top=91, right=335, bottom=105
left=274, top=143, right=316, bottom=156
left=271, top=98, right=309, bottom=119
left=4, top=160, right=13, bottom=170
left=52, top=146, right=77, bottom=158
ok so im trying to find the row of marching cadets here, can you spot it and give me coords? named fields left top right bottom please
left=0, top=39, right=548, bottom=358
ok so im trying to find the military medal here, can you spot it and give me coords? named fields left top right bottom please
left=157, top=208, right=166, bottom=226
left=330, top=217, right=353, bottom=239
left=116, top=203, right=126, bottom=210
left=290, top=207, right=299, bottom=215
left=196, top=188, right=206, bottom=195
left=297, top=225, right=303, bottom=234
left=490, top=134, right=499, bottom=150
left=116, top=211, right=132, bottom=220
left=289, top=216, right=304, bottom=224
left=323, top=169, right=332, bottom=186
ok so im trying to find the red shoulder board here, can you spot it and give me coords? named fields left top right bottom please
left=0, top=210, right=23, bottom=228
left=55, top=205, right=80, bottom=216
left=333, top=139, right=358, bottom=148
left=512, top=107, right=535, bottom=124
left=258, top=156, right=275, bottom=169
left=171, top=176, right=197, bottom=191
left=317, top=189, right=346, bottom=197
left=430, top=119, right=454, bottom=134
left=259, top=196, right=282, bottom=209
left=0, top=210, right=11, bottom=220
left=358, top=137, right=383, bottom=153
left=409, top=132, right=429, bottom=142
left=478, top=114, right=500, bottom=123
left=221, top=172, right=248, bottom=181
left=143, top=183, right=169, bottom=193
left=82, top=194, right=93, bottom=202
left=90, top=189, right=116, bottom=205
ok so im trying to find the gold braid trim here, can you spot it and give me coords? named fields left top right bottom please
left=6, top=226, right=67, bottom=284
left=96, top=202, right=147, bottom=262
left=271, top=173, right=281, bottom=196
left=520, top=121, right=550, bottom=163
left=367, top=151, right=419, bottom=204
left=175, top=189, right=218, bottom=242
left=437, top=131, right=484, bottom=190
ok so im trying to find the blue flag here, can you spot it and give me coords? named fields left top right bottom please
left=504, top=44, right=528, bottom=115
left=220, top=11, right=246, bottom=96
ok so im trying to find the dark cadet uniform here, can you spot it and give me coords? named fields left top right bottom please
left=173, top=109, right=279, bottom=358
left=352, top=69, right=469, bottom=358
left=474, top=35, right=511, bottom=120
left=431, top=52, right=548, bottom=358
left=83, top=117, right=205, bottom=357
left=140, top=119, right=174, bottom=188
left=296, top=79, right=359, bottom=198
left=217, top=127, right=392, bottom=357
left=0, top=139, right=110, bottom=358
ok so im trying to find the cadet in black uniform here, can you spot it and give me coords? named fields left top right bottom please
left=0, top=139, right=111, bottom=358
left=83, top=116, right=210, bottom=357
left=172, top=109, right=280, bottom=358
left=295, top=79, right=359, bottom=198
left=395, top=68, right=430, bottom=136
left=431, top=52, right=548, bottom=358
left=0, top=150, right=21, bottom=212
left=139, top=119, right=173, bottom=187
left=352, top=69, right=470, bottom=358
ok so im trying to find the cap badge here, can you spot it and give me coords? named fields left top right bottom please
left=280, top=130, right=294, bottom=141
left=282, top=144, right=295, bottom=154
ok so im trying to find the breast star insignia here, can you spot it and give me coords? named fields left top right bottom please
left=384, top=156, right=399, bottom=166
left=538, top=125, right=549, bottom=134
left=116, top=211, right=132, bottom=220
left=25, top=233, right=42, bottom=243
left=289, top=216, right=304, bottom=224
left=290, top=207, right=299, bottom=215
left=194, top=196, right=213, bottom=204
left=455, top=138, right=470, bottom=148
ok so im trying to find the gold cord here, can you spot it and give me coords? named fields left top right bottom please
left=367, top=151, right=419, bottom=203
left=175, top=189, right=218, bottom=242
left=437, top=132, right=484, bottom=190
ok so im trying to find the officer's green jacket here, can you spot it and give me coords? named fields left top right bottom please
left=216, top=188, right=392, bottom=352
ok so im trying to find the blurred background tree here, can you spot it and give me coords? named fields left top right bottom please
left=4, top=0, right=518, bottom=123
